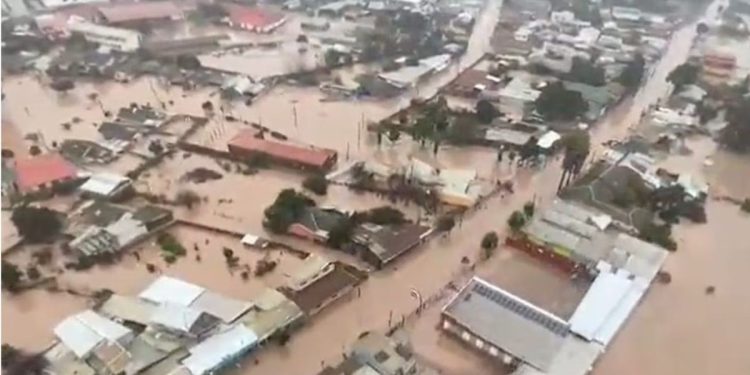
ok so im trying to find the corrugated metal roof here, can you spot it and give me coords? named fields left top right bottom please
left=54, top=310, right=132, bottom=358
left=242, top=289, right=303, bottom=341
left=98, top=294, right=156, bottom=325
left=13, top=153, right=77, bottom=192
left=182, top=325, right=258, bottom=375
left=190, top=291, right=252, bottom=324
left=150, top=303, right=203, bottom=333
left=79, top=173, right=130, bottom=196
left=228, top=130, right=337, bottom=169
left=139, top=276, right=205, bottom=306
left=568, top=271, right=632, bottom=342
left=443, top=277, right=568, bottom=371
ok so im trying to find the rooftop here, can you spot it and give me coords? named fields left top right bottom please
left=98, top=1, right=182, bottom=24
left=353, top=223, right=431, bottom=265
left=12, top=153, right=78, bottom=192
left=284, top=262, right=364, bottom=315
left=78, top=172, right=130, bottom=197
left=182, top=324, right=258, bottom=375
left=139, top=276, right=206, bottom=307
left=442, top=277, right=569, bottom=372
left=223, top=4, right=286, bottom=29
left=54, top=310, right=133, bottom=358
left=240, top=288, right=304, bottom=342
left=228, top=130, right=337, bottom=169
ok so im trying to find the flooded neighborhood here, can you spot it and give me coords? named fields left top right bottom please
left=1, top=0, right=749, bottom=375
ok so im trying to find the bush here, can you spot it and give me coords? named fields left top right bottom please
left=359, top=206, right=406, bottom=225
left=436, top=215, right=455, bottom=232
left=163, top=253, right=177, bottom=264
left=507, top=211, right=526, bottom=231
left=481, top=231, right=499, bottom=260
left=158, top=233, right=186, bottom=257
left=302, top=174, right=328, bottom=195
left=11, top=206, right=62, bottom=243
left=741, top=198, right=750, bottom=213
left=639, top=223, right=678, bottom=251
left=2, top=262, right=23, bottom=292
left=26, top=266, right=41, bottom=281
left=523, top=201, right=535, bottom=218
left=254, top=259, right=277, bottom=276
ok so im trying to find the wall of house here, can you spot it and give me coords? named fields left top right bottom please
left=504, top=236, right=581, bottom=274
left=440, top=315, right=513, bottom=365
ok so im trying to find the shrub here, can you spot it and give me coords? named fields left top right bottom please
left=523, top=201, right=535, bottom=218
left=26, top=266, right=41, bottom=281
left=302, top=174, right=328, bottom=195
left=507, top=211, right=526, bottom=231
left=481, top=231, right=499, bottom=260
left=741, top=198, right=750, bottom=213
left=436, top=215, right=455, bottom=232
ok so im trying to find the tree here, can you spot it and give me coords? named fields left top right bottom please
left=175, top=189, right=201, bottom=209
left=619, top=53, right=646, bottom=91
left=639, top=223, right=677, bottom=251
left=29, top=145, right=41, bottom=156
left=326, top=218, right=355, bottom=249
left=480, top=231, right=499, bottom=259
left=11, top=206, right=62, bottom=243
left=50, top=79, right=74, bottom=93
left=26, top=266, right=41, bottom=281
left=719, top=98, right=750, bottom=153
left=741, top=198, right=750, bottom=213
left=2, top=261, right=23, bottom=292
left=535, top=81, right=589, bottom=121
left=263, top=189, right=315, bottom=233
left=387, top=126, right=401, bottom=143
left=297, top=34, right=308, bottom=43
left=696, top=101, right=718, bottom=124
left=148, top=140, right=165, bottom=155
left=667, top=63, right=699, bottom=92
left=507, top=211, right=526, bottom=231
left=302, top=174, right=328, bottom=195
left=411, top=116, right=434, bottom=146
left=1, top=344, right=48, bottom=375
left=696, top=22, right=709, bottom=35
left=558, top=130, right=591, bottom=190
left=436, top=215, right=455, bottom=232
left=567, top=57, right=605, bottom=86
left=523, top=201, right=535, bottom=218
left=359, top=206, right=406, bottom=225
left=476, top=99, right=499, bottom=124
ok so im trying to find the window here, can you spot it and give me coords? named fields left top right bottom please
left=475, top=338, right=484, bottom=349
left=461, top=331, right=471, bottom=341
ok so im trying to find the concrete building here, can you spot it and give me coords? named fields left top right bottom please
left=68, top=20, right=142, bottom=52
left=498, top=77, right=541, bottom=120
left=228, top=130, right=338, bottom=171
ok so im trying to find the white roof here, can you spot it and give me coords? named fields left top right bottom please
left=150, top=303, right=204, bottom=333
left=190, top=291, right=252, bottom=324
left=54, top=310, right=132, bottom=358
left=536, top=130, right=561, bottom=149
left=500, top=77, right=541, bottom=102
left=182, top=325, right=258, bottom=375
left=41, top=0, right=106, bottom=8
left=79, top=173, right=130, bottom=196
left=106, top=213, right=148, bottom=248
left=68, top=20, right=141, bottom=40
left=139, top=276, right=206, bottom=306
left=568, top=271, right=633, bottom=343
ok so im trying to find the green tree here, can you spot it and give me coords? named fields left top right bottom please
left=618, top=53, right=646, bottom=91
left=558, top=130, right=591, bottom=190
left=436, top=215, right=455, bottom=232
left=263, top=189, right=315, bottom=233
left=507, top=211, right=526, bottom=231
left=639, top=223, right=677, bottom=251
left=567, top=57, right=605, bottom=86
left=326, top=218, right=355, bottom=249
left=2, top=261, right=23, bottom=292
left=535, top=81, right=589, bottom=121
left=475, top=99, right=499, bottom=124
left=11, top=206, right=62, bottom=243
left=359, top=206, right=406, bottom=225
left=302, top=174, right=328, bottom=195
left=720, top=98, right=750, bottom=153
left=667, top=63, right=699, bottom=92
left=741, top=198, right=750, bottom=213
left=523, top=201, right=535, bottom=218
left=175, top=189, right=201, bottom=209
left=480, top=231, right=499, bottom=260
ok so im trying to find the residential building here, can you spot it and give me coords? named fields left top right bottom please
left=562, top=81, right=617, bottom=121
left=280, top=257, right=366, bottom=317
left=228, top=130, right=338, bottom=170
left=610, top=6, right=642, bottom=22
left=148, top=302, right=221, bottom=338
left=239, top=288, right=304, bottom=343
left=180, top=324, right=258, bottom=375
left=70, top=213, right=148, bottom=256
left=441, top=277, right=570, bottom=372
left=10, top=153, right=79, bottom=195
left=54, top=310, right=135, bottom=359
left=78, top=172, right=132, bottom=200
left=287, top=207, right=348, bottom=243
left=351, top=332, right=418, bottom=375
left=68, top=20, right=142, bottom=52
left=498, top=77, right=541, bottom=120
left=702, top=50, right=737, bottom=80
left=97, top=1, right=183, bottom=26
left=352, top=223, right=432, bottom=268
left=223, top=5, right=287, bottom=33
left=142, top=35, right=228, bottom=58
left=378, top=54, right=452, bottom=89
left=317, top=357, right=381, bottom=375
left=447, top=69, right=502, bottom=97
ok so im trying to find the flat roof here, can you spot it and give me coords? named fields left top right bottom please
left=54, top=310, right=132, bottom=358
left=442, top=277, right=569, bottom=371
left=182, top=325, right=258, bottom=375
left=98, top=1, right=182, bottom=23
left=139, top=276, right=205, bottom=306
left=190, top=291, right=252, bottom=324
left=13, top=153, right=78, bottom=192
left=79, top=172, right=130, bottom=196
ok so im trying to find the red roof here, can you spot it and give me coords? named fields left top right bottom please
left=228, top=131, right=336, bottom=169
left=222, top=5, right=285, bottom=28
left=98, top=1, right=182, bottom=23
left=14, top=153, right=77, bottom=192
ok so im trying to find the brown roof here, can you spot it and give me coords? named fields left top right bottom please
left=453, top=69, right=493, bottom=89
left=285, top=263, right=364, bottom=315
left=228, top=130, right=337, bottom=169
left=353, top=223, right=431, bottom=265
left=98, top=1, right=182, bottom=23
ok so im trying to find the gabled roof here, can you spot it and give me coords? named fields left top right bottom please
left=54, top=310, right=132, bottom=358
left=182, top=325, right=258, bottom=375
left=13, top=153, right=77, bottom=192
left=228, top=130, right=337, bottom=169
left=353, top=223, right=431, bottom=264
left=79, top=173, right=130, bottom=197
left=139, top=276, right=205, bottom=306
left=442, top=277, right=569, bottom=371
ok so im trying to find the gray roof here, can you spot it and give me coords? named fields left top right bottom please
left=443, top=277, right=569, bottom=371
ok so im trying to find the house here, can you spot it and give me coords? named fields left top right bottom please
left=353, top=223, right=431, bottom=268
left=498, top=77, right=541, bottom=121
left=97, top=1, right=183, bottom=26
left=562, top=81, right=616, bottom=121
left=280, top=257, right=366, bottom=317
left=378, top=54, right=452, bottom=89
left=441, top=277, right=570, bottom=371
left=67, top=20, right=142, bottom=52
left=610, top=6, right=642, bottom=22
left=287, top=207, right=348, bottom=243
left=70, top=213, right=148, bottom=256
left=78, top=172, right=132, bottom=200
left=132, top=205, right=173, bottom=231
left=317, top=357, right=381, bottom=375
left=239, top=288, right=304, bottom=342
left=228, top=130, right=338, bottom=170
left=180, top=324, right=258, bottom=375
left=221, top=75, right=265, bottom=99
left=54, top=310, right=135, bottom=359
left=11, top=153, right=79, bottom=195
left=448, top=69, right=502, bottom=97
left=149, top=303, right=220, bottom=338
left=116, top=105, right=166, bottom=127
left=98, top=294, right=157, bottom=327
left=351, top=332, right=418, bottom=375
left=405, top=157, right=483, bottom=208
left=701, top=50, right=737, bottom=80
left=142, top=35, right=228, bottom=58
left=223, top=5, right=287, bottom=33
